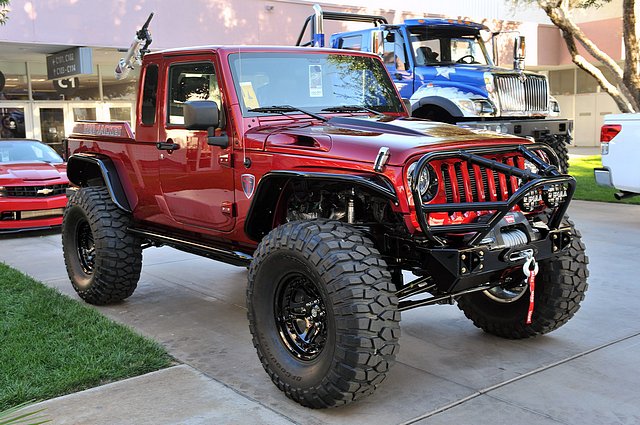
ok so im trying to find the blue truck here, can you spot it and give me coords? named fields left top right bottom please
left=297, top=5, right=572, bottom=171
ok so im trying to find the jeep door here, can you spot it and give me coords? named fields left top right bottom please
left=157, top=57, right=235, bottom=232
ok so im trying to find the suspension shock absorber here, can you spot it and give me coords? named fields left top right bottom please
left=347, top=188, right=355, bottom=224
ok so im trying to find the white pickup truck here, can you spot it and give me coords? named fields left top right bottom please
left=594, top=113, right=640, bottom=199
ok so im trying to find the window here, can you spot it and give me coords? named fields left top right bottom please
left=228, top=53, right=403, bottom=115
left=167, top=62, right=220, bottom=125
left=549, top=69, right=575, bottom=96
left=383, top=31, right=409, bottom=71
left=0, top=62, right=28, bottom=100
left=141, top=64, right=159, bottom=125
left=576, top=68, right=598, bottom=94
left=339, top=35, right=363, bottom=51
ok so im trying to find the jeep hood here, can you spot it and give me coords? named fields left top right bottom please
left=255, top=116, right=528, bottom=166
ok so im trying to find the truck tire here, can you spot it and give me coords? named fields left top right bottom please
left=62, top=187, right=142, bottom=305
left=541, top=134, right=570, bottom=173
left=456, top=218, right=588, bottom=339
left=247, top=220, right=400, bottom=408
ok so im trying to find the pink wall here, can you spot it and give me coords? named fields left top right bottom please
left=0, top=0, right=406, bottom=49
left=537, top=17, right=623, bottom=66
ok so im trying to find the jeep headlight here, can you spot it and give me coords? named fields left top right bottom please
left=407, top=163, right=438, bottom=201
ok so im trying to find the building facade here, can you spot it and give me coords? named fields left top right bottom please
left=0, top=0, right=628, bottom=151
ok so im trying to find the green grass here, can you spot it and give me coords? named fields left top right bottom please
left=0, top=263, right=173, bottom=411
left=569, top=155, right=640, bottom=205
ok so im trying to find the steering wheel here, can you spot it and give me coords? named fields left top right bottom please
left=456, top=54, right=475, bottom=64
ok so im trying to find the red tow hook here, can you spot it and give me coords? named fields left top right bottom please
left=523, top=253, right=539, bottom=325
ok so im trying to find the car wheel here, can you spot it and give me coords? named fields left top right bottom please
left=62, top=187, right=142, bottom=305
left=457, top=217, right=588, bottom=339
left=247, top=220, right=400, bottom=408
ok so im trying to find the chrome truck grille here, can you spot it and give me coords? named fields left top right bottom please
left=494, top=74, right=548, bottom=115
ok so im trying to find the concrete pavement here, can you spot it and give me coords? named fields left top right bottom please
left=1, top=200, right=639, bottom=424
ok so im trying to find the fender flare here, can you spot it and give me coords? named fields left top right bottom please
left=411, top=96, right=464, bottom=118
left=244, top=171, right=398, bottom=242
left=67, top=153, right=132, bottom=212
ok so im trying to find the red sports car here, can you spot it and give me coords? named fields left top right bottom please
left=0, top=139, right=69, bottom=232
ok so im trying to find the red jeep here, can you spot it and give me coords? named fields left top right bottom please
left=62, top=45, right=588, bottom=408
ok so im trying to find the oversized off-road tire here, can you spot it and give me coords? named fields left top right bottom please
left=457, top=218, right=588, bottom=339
left=541, top=134, right=570, bottom=174
left=62, top=187, right=142, bottom=305
left=247, top=220, right=400, bottom=408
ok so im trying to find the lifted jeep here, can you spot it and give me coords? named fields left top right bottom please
left=62, top=34, right=588, bottom=408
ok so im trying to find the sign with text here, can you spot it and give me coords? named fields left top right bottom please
left=46, top=47, right=93, bottom=80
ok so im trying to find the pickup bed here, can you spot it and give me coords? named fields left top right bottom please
left=62, top=44, right=588, bottom=408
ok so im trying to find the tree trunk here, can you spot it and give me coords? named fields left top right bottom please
left=560, top=30, right=635, bottom=112
left=538, top=0, right=640, bottom=112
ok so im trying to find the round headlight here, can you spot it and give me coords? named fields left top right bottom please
left=407, top=163, right=438, bottom=201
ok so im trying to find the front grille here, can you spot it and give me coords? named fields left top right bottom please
left=5, top=184, right=68, bottom=198
left=441, top=155, right=525, bottom=203
left=494, top=74, right=548, bottom=114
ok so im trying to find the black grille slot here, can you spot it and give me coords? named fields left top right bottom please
left=5, top=184, right=68, bottom=198
left=455, top=163, right=465, bottom=202
left=467, top=163, right=478, bottom=202
left=442, top=164, right=453, bottom=203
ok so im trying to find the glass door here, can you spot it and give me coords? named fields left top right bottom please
left=0, top=103, right=32, bottom=139
left=33, top=103, right=72, bottom=155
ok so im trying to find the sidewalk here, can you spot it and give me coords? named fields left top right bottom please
left=2, top=200, right=640, bottom=424
left=33, top=366, right=294, bottom=425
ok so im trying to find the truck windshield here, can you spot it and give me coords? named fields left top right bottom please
left=408, top=27, right=491, bottom=66
left=228, top=52, right=404, bottom=116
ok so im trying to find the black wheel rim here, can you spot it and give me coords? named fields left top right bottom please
left=275, top=273, right=328, bottom=361
left=76, top=219, right=95, bottom=275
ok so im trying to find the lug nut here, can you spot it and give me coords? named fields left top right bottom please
left=461, top=267, right=467, bottom=273
left=461, top=254, right=466, bottom=260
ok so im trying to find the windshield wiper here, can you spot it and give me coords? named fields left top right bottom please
left=321, top=105, right=385, bottom=116
left=248, top=105, right=327, bottom=122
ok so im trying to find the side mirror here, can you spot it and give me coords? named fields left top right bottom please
left=385, top=31, right=395, bottom=43
left=513, top=36, right=526, bottom=71
left=183, top=100, right=228, bottom=148
left=372, top=30, right=384, bottom=55
left=184, top=100, right=219, bottom=130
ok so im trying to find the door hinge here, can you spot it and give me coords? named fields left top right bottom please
left=221, top=201, right=236, bottom=217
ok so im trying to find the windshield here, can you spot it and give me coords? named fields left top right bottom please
left=0, top=141, right=64, bottom=164
left=408, top=27, right=491, bottom=66
left=228, top=52, right=404, bottom=116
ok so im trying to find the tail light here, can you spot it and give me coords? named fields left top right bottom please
left=600, top=125, right=621, bottom=143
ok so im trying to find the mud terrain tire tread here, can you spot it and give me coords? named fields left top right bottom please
left=247, top=220, right=400, bottom=408
left=62, top=187, right=142, bottom=305
left=543, top=135, right=570, bottom=174
left=457, top=218, right=588, bottom=339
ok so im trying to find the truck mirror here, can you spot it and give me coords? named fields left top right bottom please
left=184, top=100, right=220, bottom=130
left=513, top=36, right=526, bottom=71
left=372, top=30, right=384, bottom=55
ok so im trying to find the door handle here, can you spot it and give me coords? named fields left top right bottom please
left=156, top=142, right=180, bottom=151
